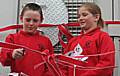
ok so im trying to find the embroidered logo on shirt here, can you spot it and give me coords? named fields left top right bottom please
left=85, top=40, right=92, bottom=48
left=65, top=43, right=88, bottom=62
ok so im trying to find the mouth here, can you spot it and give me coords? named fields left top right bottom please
left=80, top=22, right=85, bottom=25
left=27, top=26, right=35, bottom=29
left=28, top=27, right=33, bottom=30
left=27, top=27, right=35, bottom=32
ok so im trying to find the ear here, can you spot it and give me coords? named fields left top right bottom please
left=94, top=14, right=100, bottom=22
left=20, top=16, right=23, bottom=22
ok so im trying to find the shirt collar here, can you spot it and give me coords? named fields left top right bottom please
left=80, top=27, right=101, bottom=36
left=19, top=30, right=39, bottom=36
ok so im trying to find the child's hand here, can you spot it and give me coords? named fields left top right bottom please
left=12, top=48, right=25, bottom=59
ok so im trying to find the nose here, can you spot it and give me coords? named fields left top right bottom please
left=29, top=20, right=34, bottom=26
left=78, top=16, right=84, bottom=22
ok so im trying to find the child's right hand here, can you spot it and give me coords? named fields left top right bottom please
left=12, top=48, right=25, bottom=59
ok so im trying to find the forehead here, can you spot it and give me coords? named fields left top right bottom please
left=78, top=7, right=90, bottom=14
left=23, top=10, right=40, bottom=18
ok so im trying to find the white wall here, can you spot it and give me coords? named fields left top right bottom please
left=95, top=0, right=113, bottom=20
left=114, top=0, right=119, bottom=20
left=95, top=0, right=120, bottom=21
left=0, top=0, right=18, bottom=41
left=0, top=0, right=18, bottom=27
left=0, top=0, right=18, bottom=75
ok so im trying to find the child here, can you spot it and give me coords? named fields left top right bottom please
left=63, top=2, right=115, bottom=76
left=1, top=3, right=53, bottom=76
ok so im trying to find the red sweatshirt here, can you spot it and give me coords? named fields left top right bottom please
left=63, top=27, right=115, bottom=76
left=1, top=30, right=53, bottom=76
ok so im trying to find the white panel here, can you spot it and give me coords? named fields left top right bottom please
left=0, top=0, right=17, bottom=41
left=118, top=0, right=120, bottom=20
left=114, top=0, right=119, bottom=20
left=0, top=0, right=18, bottom=75
left=95, top=0, right=112, bottom=20
left=107, top=24, right=120, bottom=36
left=113, top=37, right=120, bottom=76
left=0, top=0, right=17, bottom=27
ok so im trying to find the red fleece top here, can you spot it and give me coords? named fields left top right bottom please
left=63, top=27, right=115, bottom=76
left=1, top=30, right=53, bottom=76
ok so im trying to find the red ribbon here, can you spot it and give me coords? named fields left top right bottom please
left=0, top=41, right=116, bottom=76
left=0, top=23, right=79, bottom=76
left=0, top=22, right=116, bottom=76
left=57, top=22, right=80, bottom=49
left=0, top=22, right=80, bottom=32
left=0, top=41, right=65, bottom=76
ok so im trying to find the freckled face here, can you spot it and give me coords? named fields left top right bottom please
left=21, top=10, right=42, bottom=34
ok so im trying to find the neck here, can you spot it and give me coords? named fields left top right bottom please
left=82, top=26, right=98, bottom=34
left=22, top=30, right=37, bottom=35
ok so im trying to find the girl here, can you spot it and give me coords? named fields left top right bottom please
left=1, top=3, right=53, bottom=76
left=64, top=2, right=115, bottom=76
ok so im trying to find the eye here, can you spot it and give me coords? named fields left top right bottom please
left=33, top=19, right=39, bottom=23
left=82, top=13, right=88, bottom=17
left=25, top=18, right=31, bottom=22
left=78, top=13, right=88, bottom=18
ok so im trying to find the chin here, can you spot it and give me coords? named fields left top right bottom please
left=80, top=25, right=86, bottom=28
left=27, top=30, right=35, bottom=34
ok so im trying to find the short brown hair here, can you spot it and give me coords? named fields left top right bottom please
left=20, top=3, right=43, bottom=22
